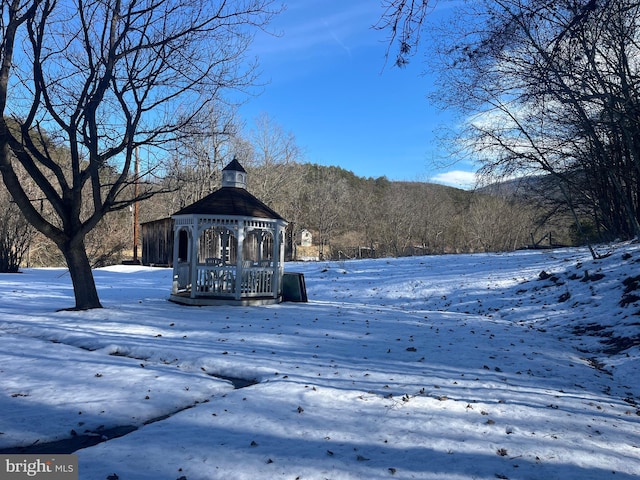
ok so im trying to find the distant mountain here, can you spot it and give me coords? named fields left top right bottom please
left=476, top=173, right=568, bottom=202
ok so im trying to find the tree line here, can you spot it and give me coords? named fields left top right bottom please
left=1, top=133, right=583, bottom=273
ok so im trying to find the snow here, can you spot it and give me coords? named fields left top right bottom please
left=1, top=243, right=640, bottom=479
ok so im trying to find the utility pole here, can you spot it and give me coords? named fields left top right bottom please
left=133, top=147, right=140, bottom=263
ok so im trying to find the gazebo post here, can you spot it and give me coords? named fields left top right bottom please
left=278, top=228, right=286, bottom=297
left=257, top=232, right=264, bottom=264
left=189, top=220, right=200, bottom=299
left=171, top=222, right=193, bottom=295
left=234, top=220, right=245, bottom=300
left=272, top=228, right=280, bottom=298
left=220, top=230, right=228, bottom=263
left=171, top=227, right=180, bottom=294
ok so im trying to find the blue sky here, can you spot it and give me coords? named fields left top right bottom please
left=239, top=0, right=477, bottom=189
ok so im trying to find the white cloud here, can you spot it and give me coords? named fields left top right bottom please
left=431, top=170, right=477, bottom=190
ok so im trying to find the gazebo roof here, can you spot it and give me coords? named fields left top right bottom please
left=172, top=186, right=286, bottom=220
left=222, top=157, right=246, bottom=173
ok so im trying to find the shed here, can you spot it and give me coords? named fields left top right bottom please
left=300, top=229, right=313, bottom=247
left=141, top=217, right=174, bottom=266
left=169, top=159, right=288, bottom=306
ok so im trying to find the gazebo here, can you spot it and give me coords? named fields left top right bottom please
left=169, top=159, right=288, bottom=306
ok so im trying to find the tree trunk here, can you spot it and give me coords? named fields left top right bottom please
left=60, top=238, right=103, bottom=310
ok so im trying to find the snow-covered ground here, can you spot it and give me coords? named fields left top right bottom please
left=1, top=242, right=639, bottom=479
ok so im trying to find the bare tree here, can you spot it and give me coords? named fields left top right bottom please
left=166, top=102, right=243, bottom=210
left=375, top=182, right=421, bottom=256
left=414, top=184, right=456, bottom=254
left=375, top=0, right=436, bottom=68
left=302, top=166, right=350, bottom=260
left=347, top=176, right=389, bottom=257
left=0, top=0, right=279, bottom=309
left=464, top=193, right=533, bottom=252
left=0, top=185, right=33, bottom=272
left=378, top=0, right=640, bottom=244
left=245, top=113, right=303, bottom=210
left=458, top=0, right=640, bottom=241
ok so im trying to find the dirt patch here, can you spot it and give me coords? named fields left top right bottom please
left=621, top=275, right=640, bottom=307
left=572, top=323, right=608, bottom=335
left=572, top=322, right=640, bottom=355
left=207, top=373, right=259, bottom=389
left=584, top=357, right=612, bottom=375
left=602, top=335, right=640, bottom=355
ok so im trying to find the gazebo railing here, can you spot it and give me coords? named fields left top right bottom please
left=192, top=261, right=276, bottom=298
left=195, top=264, right=237, bottom=296
left=173, top=262, right=191, bottom=292
left=240, top=263, right=275, bottom=296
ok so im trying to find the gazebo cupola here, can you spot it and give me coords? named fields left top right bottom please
left=221, top=158, right=247, bottom=188
left=169, top=159, right=288, bottom=306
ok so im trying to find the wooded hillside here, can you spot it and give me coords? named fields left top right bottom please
left=1, top=160, right=584, bottom=269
